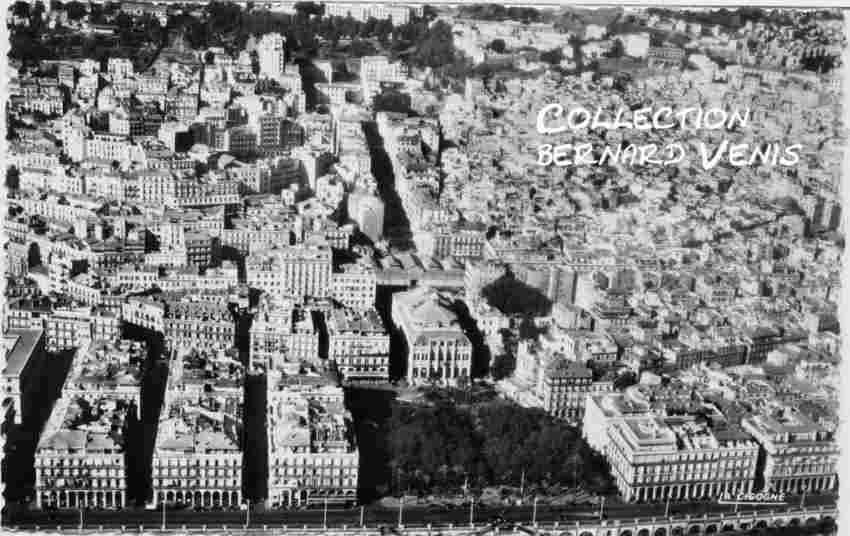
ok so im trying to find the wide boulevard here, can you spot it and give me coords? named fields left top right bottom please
left=3, top=494, right=837, bottom=530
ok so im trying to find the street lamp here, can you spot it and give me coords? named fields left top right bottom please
left=323, top=498, right=328, bottom=528
left=397, top=496, right=404, bottom=528
left=161, top=500, right=166, bottom=530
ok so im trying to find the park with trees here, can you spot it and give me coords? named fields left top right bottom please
left=383, top=390, right=615, bottom=500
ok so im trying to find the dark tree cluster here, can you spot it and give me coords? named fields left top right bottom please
left=9, top=0, right=165, bottom=69
left=11, top=1, right=30, bottom=18
left=177, top=1, right=244, bottom=51
left=182, top=3, right=455, bottom=70
left=457, top=4, right=545, bottom=24
left=488, top=38, right=506, bottom=54
left=386, top=401, right=615, bottom=496
left=406, top=20, right=456, bottom=69
left=646, top=7, right=743, bottom=29
left=9, top=1, right=52, bottom=64
left=644, top=7, right=840, bottom=31
left=293, top=2, right=324, bottom=17
left=63, top=1, right=87, bottom=20
left=196, top=5, right=416, bottom=58
left=613, top=370, right=639, bottom=390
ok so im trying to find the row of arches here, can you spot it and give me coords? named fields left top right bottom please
left=267, top=488, right=357, bottom=508
left=268, top=489, right=310, bottom=508
left=154, top=490, right=240, bottom=508
left=611, top=516, right=824, bottom=536
left=549, top=515, right=833, bottom=536
left=39, top=490, right=124, bottom=509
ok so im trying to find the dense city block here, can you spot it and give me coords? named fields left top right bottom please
left=1, top=2, right=843, bottom=533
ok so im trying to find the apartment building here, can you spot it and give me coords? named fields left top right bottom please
left=266, top=371, right=358, bottom=508
left=326, top=307, right=389, bottom=382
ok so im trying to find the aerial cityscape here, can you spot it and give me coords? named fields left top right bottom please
left=1, top=2, right=844, bottom=535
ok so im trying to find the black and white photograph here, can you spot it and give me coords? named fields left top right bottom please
left=0, top=2, right=845, bottom=535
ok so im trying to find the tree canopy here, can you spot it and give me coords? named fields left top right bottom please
left=458, top=5, right=544, bottom=23
left=410, top=20, right=455, bottom=69
left=488, top=38, right=506, bottom=54
left=387, top=400, right=615, bottom=495
left=293, top=2, right=323, bottom=17
left=64, top=1, right=87, bottom=20
left=12, top=1, right=30, bottom=18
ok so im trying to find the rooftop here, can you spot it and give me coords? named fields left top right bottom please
left=38, top=395, right=130, bottom=454
left=326, top=307, right=386, bottom=335
left=3, top=328, right=43, bottom=377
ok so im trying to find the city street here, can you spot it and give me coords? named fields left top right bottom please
left=3, top=495, right=837, bottom=530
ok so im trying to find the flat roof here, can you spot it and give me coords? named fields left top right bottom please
left=3, top=329, right=42, bottom=377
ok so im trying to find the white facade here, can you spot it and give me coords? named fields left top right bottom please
left=359, top=56, right=407, bottom=101
left=266, top=373, right=359, bottom=508
left=392, top=286, right=472, bottom=385
left=607, top=415, right=759, bottom=503
left=622, top=33, right=650, bottom=58
left=246, top=245, right=333, bottom=301
left=258, top=33, right=287, bottom=82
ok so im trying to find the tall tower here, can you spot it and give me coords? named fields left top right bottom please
left=258, top=33, right=287, bottom=82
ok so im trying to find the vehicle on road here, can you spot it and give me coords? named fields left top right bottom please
left=562, top=511, right=604, bottom=520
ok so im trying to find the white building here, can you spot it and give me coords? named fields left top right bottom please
left=607, top=415, right=759, bottom=503
left=325, top=3, right=412, bottom=24
left=359, top=56, right=407, bottom=102
left=331, top=261, right=376, bottom=310
left=246, top=244, right=333, bottom=301
left=742, top=408, right=839, bottom=494
left=391, top=286, right=472, bottom=385
left=326, top=307, right=389, bottom=382
left=107, top=58, right=134, bottom=80
left=622, top=33, right=650, bottom=58
left=35, top=339, right=146, bottom=510
left=584, top=23, right=606, bottom=40
left=151, top=348, right=244, bottom=509
left=258, top=33, right=287, bottom=82
left=266, top=372, right=359, bottom=508
left=346, top=189, right=384, bottom=243
left=582, top=392, right=651, bottom=454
